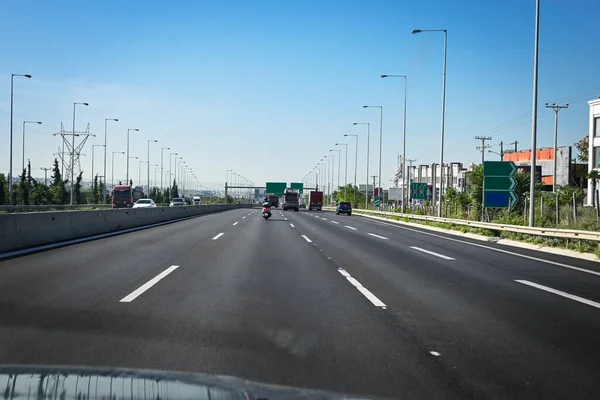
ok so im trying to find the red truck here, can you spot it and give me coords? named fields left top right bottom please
left=112, top=185, right=133, bottom=208
left=308, top=191, right=323, bottom=211
left=112, top=185, right=145, bottom=208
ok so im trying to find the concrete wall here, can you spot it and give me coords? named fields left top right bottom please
left=0, top=204, right=248, bottom=254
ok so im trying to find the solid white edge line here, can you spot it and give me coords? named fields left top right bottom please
left=120, top=265, right=179, bottom=302
left=367, top=233, right=389, bottom=240
left=290, top=223, right=295, bottom=227
left=233, top=222, right=238, bottom=226
left=515, top=280, right=600, bottom=309
left=212, top=233, right=224, bottom=240
left=301, top=234, right=312, bottom=243
left=410, top=246, right=455, bottom=260
left=345, top=225, right=357, bottom=230
left=357, top=216, right=600, bottom=277
left=338, top=268, right=386, bottom=307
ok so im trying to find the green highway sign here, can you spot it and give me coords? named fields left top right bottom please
left=265, top=182, right=287, bottom=196
left=484, top=176, right=517, bottom=191
left=290, top=182, right=304, bottom=194
left=483, top=161, right=518, bottom=208
left=410, top=182, right=428, bottom=200
left=483, top=161, right=517, bottom=176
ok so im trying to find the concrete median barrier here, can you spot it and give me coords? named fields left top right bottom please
left=0, top=204, right=248, bottom=254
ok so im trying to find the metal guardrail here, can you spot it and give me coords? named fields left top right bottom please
left=332, top=208, right=600, bottom=242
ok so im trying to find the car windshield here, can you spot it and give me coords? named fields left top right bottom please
left=137, top=199, right=151, bottom=204
left=172, top=198, right=184, bottom=202
left=340, top=202, right=351, bottom=207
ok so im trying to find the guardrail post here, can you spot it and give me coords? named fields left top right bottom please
left=572, top=192, right=577, bottom=223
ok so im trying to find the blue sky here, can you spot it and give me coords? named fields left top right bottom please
left=1, top=0, right=599, bottom=189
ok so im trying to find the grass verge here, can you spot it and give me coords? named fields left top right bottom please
left=358, top=211, right=600, bottom=258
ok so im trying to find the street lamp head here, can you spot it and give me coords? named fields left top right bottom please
left=380, top=74, right=388, bottom=78
left=83, top=103, right=89, bottom=106
left=24, top=74, right=32, bottom=78
left=353, top=123, right=358, bottom=125
left=412, top=29, right=421, bottom=34
left=113, top=118, right=119, bottom=121
left=362, top=105, right=368, bottom=108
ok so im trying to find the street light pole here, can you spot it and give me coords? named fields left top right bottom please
left=147, top=139, right=158, bottom=194
left=70, top=102, right=89, bottom=204
left=381, top=74, right=408, bottom=212
left=169, top=152, right=178, bottom=195
left=412, top=29, right=447, bottom=217
left=354, top=122, right=370, bottom=209
left=9, top=73, right=31, bottom=205
left=22, top=121, right=42, bottom=171
left=91, top=144, right=104, bottom=184
left=103, top=118, right=118, bottom=203
left=160, top=147, right=170, bottom=197
left=528, top=0, right=541, bottom=227
left=546, top=102, right=569, bottom=225
left=138, top=160, right=144, bottom=187
left=330, top=149, right=341, bottom=198
left=336, top=143, right=348, bottom=200
left=363, top=106, right=383, bottom=203
left=344, top=134, right=358, bottom=207
left=174, top=157, right=181, bottom=187
left=126, top=128, right=139, bottom=186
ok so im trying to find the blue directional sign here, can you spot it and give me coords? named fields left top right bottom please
left=483, top=161, right=518, bottom=208
left=484, top=191, right=518, bottom=208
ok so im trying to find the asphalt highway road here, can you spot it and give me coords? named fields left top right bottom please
left=1, top=207, right=600, bottom=399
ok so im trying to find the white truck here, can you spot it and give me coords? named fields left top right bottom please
left=299, top=196, right=307, bottom=209
left=282, top=188, right=300, bottom=211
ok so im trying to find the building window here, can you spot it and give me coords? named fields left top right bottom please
left=595, top=147, right=600, bottom=169
left=595, top=117, right=600, bottom=137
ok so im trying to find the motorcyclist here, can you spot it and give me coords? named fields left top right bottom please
left=262, top=197, right=272, bottom=220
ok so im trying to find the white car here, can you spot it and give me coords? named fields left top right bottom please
left=169, top=198, right=187, bottom=207
left=133, top=199, right=157, bottom=208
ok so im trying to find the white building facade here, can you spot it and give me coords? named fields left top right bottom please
left=587, top=98, right=600, bottom=206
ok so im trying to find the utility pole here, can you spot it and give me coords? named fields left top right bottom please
left=508, top=141, right=519, bottom=153
left=40, top=167, right=51, bottom=185
left=545, top=102, right=569, bottom=225
left=475, top=136, right=493, bottom=164
left=371, top=175, right=377, bottom=207
left=499, top=141, right=504, bottom=161
left=406, top=159, right=416, bottom=205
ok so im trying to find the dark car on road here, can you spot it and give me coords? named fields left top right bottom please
left=336, top=201, right=352, bottom=216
